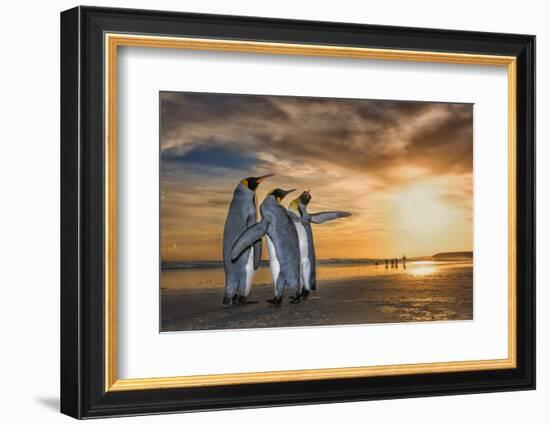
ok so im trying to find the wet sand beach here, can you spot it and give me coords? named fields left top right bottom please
left=161, top=261, right=473, bottom=332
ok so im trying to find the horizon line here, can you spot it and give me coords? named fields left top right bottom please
left=161, top=250, right=474, bottom=264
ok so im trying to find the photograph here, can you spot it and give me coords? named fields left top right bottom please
left=160, top=92, right=474, bottom=332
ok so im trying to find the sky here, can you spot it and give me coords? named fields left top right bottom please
left=160, top=91, right=473, bottom=261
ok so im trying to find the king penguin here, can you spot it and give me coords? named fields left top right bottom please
left=231, top=188, right=302, bottom=304
left=287, top=190, right=351, bottom=298
left=222, top=174, right=273, bottom=305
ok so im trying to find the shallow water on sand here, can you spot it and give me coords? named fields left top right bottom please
left=161, top=260, right=473, bottom=331
left=161, top=260, right=472, bottom=291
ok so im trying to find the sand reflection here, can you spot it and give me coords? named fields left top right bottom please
left=162, top=260, right=472, bottom=290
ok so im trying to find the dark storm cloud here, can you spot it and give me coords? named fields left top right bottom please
left=161, top=91, right=290, bottom=124
left=160, top=92, right=290, bottom=153
left=159, top=92, right=472, bottom=183
left=162, top=144, right=257, bottom=170
left=404, top=104, right=473, bottom=174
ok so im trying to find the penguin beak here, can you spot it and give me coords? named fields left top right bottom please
left=271, top=188, right=295, bottom=202
left=255, top=174, right=275, bottom=184
left=245, top=174, right=274, bottom=191
left=280, top=188, right=296, bottom=199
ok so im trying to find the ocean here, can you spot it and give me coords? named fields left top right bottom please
left=161, top=260, right=473, bottom=291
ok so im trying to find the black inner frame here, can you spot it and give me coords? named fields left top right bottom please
left=60, top=6, right=535, bottom=419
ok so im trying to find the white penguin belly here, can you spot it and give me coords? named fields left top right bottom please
left=293, top=222, right=311, bottom=290
left=266, top=235, right=281, bottom=296
left=244, top=248, right=255, bottom=296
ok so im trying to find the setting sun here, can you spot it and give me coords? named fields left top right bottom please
left=398, top=183, right=451, bottom=231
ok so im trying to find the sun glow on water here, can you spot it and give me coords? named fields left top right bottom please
left=408, top=265, right=437, bottom=276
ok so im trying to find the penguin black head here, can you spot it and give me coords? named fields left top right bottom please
left=270, top=188, right=296, bottom=203
left=298, top=190, right=312, bottom=206
left=288, top=190, right=311, bottom=216
left=240, top=174, right=274, bottom=191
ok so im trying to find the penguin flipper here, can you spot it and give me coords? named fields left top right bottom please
left=310, top=211, right=351, bottom=224
left=253, top=238, right=262, bottom=270
left=247, top=217, right=263, bottom=270
left=298, top=203, right=311, bottom=225
left=231, top=219, right=269, bottom=261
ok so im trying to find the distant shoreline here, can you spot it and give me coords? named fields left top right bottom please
left=161, top=251, right=473, bottom=270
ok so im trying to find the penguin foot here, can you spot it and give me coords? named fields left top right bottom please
left=238, top=296, right=258, bottom=305
left=289, top=295, right=301, bottom=304
left=301, top=289, right=310, bottom=299
left=267, top=297, right=282, bottom=305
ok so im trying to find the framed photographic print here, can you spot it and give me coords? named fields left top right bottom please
left=60, top=6, right=535, bottom=419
